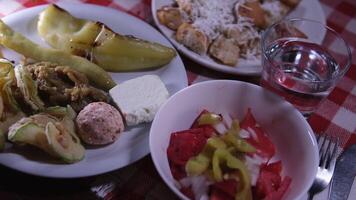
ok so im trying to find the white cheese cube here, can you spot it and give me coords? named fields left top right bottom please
left=109, top=75, right=169, bottom=126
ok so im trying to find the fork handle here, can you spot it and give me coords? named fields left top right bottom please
left=308, top=192, right=314, bottom=200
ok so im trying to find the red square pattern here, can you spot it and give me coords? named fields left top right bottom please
left=326, top=20, right=344, bottom=36
left=108, top=162, right=160, bottom=199
left=128, top=1, right=152, bottom=21
left=320, top=0, right=342, bottom=8
left=326, top=9, right=352, bottom=36
left=341, top=29, right=356, bottom=49
left=345, top=0, right=356, bottom=7
left=308, top=114, right=331, bottom=134
left=328, top=87, right=349, bottom=106
left=346, top=64, right=356, bottom=81
left=84, top=0, right=112, bottom=6
left=107, top=2, right=127, bottom=13
left=314, top=99, right=340, bottom=121
left=326, top=123, right=352, bottom=148
left=19, top=0, right=55, bottom=7
left=343, top=93, right=356, bottom=113
left=345, top=134, right=356, bottom=149
left=336, top=76, right=355, bottom=92
left=335, top=1, right=356, bottom=17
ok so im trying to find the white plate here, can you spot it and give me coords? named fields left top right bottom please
left=152, top=0, right=326, bottom=75
left=0, top=3, right=187, bottom=178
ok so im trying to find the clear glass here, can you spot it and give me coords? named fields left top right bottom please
left=260, top=18, right=352, bottom=116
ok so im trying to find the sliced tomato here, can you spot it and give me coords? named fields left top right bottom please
left=181, top=186, right=195, bottom=200
left=198, top=125, right=217, bottom=138
left=240, top=108, right=257, bottom=130
left=167, top=126, right=215, bottom=180
left=264, top=177, right=292, bottom=200
left=262, top=161, right=282, bottom=174
left=210, top=189, right=234, bottom=200
left=211, top=179, right=238, bottom=199
left=169, top=162, right=186, bottom=180
left=167, top=127, right=214, bottom=165
left=255, top=162, right=291, bottom=200
left=256, top=170, right=281, bottom=195
left=240, top=108, right=276, bottom=159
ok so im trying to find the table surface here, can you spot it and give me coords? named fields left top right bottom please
left=0, top=0, right=355, bottom=200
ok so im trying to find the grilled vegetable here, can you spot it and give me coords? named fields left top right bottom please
left=0, top=129, right=5, bottom=151
left=0, top=58, right=25, bottom=133
left=15, top=64, right=44, bottom=111
left=8, top=106, right=85, bottom=163
left=0, top=20, right=115, bottom=90
left=0, top=59, right=19, bottom=113
left=38, top=4, right=176, bottom=72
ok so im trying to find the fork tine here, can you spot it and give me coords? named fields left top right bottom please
left=327, top=137, right=339, bottom=170
left=316, top=134, right=322, bottom=150
left=319, top=134, right=328, bottom=164
left=320, top=135, right=332, bottom=168
left=309, top=133, right=338, bottom=199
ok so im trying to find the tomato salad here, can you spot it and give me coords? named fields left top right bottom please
left=167, top=109, right=291, bottom=200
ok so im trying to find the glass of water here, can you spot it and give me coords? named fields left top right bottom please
left=260, top=18, right=352, bottom=116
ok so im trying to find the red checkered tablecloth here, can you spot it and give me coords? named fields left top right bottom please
left=0, top=0, right=355, bottom=200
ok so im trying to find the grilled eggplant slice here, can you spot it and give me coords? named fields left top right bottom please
left=37, top=4, right=176, bottom=72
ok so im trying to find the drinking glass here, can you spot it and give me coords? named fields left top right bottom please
left=260, top=18, right=352, bottom=116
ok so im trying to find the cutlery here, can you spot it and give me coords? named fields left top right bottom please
left=329, top=144, right=356, bottom=200
left=308, top=134, right=338, bottom=200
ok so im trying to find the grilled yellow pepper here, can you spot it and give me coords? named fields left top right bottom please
left=38, top=4, right=176, bottom=72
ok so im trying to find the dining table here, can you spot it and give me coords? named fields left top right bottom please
left=0, top=0, right=355, bottom=200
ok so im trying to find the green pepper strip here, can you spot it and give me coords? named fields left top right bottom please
left=222, top=130, right=256, bottom=153
left=212, top=148, right=253, bottom=200
left=221, top=119, right=255, bottom=153
left=197, top=113, right=222, bottom=126
left=185, top=137, right=226, bottom=176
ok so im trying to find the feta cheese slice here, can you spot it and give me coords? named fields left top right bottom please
left=109, top=75, right=169, bottom=126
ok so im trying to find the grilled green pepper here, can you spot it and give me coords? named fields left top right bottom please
left=0, top=20, right=115, bottom=90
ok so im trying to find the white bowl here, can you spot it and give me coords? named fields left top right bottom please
left=149, top=80, right=318, bottom=200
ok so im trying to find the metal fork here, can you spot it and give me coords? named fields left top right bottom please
left=308, top=134, right=339, bottom=200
